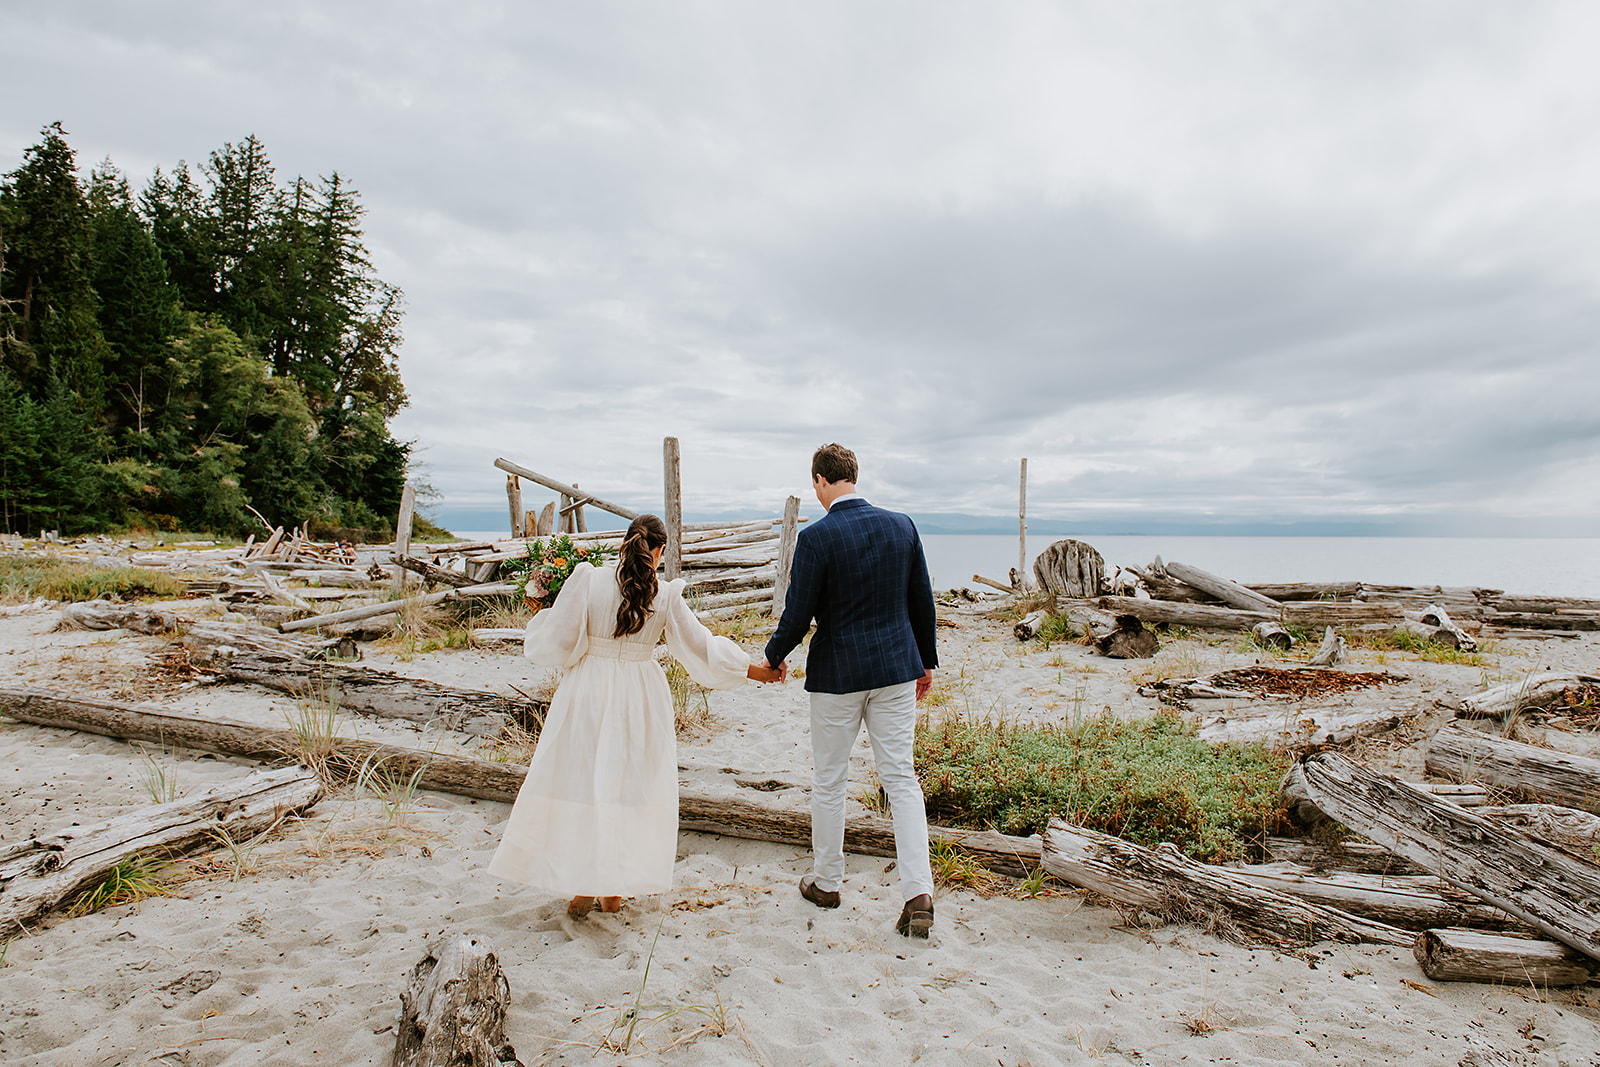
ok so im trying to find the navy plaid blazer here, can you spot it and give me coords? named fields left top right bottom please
left=763, top=498, right=938, bottom=694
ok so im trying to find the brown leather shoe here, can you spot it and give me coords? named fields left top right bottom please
left=896, top=893, right=934, bottom=938
left=799, top=875, right=840, bottom=909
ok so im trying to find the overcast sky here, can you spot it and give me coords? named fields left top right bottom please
left=6, top=2, right=1598, bottom=534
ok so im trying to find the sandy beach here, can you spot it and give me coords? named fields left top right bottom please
left=2, top=587, right=1598, bottom=1066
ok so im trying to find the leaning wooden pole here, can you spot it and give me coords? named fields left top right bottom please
left=1017, top=457, right=1027, bottom=586
left=772, top=494, right=801, bottom=618
left=493, top=458, right=640, bottom=521
left=393, top=482, right=416, bottom=593
left=663, top=435, right=682, bottom=581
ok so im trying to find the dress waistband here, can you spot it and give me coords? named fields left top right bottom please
left=584, top=635, right=657, bottom=662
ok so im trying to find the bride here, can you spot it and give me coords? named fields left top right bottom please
left=488, top=514, right=781, bottom=916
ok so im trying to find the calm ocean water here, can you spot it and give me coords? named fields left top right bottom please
left=924, top=535, right=1600, bottom=598
left=452, top=530, right=1599, bottom=598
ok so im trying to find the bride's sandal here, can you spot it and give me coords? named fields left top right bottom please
left=599, top=896, right=623, bottom=914
left=568, top=895, right=596, bottom=918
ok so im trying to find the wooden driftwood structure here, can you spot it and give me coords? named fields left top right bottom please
left=393, top=935, right=519, bottom=1067
left=1298, top=751, right=1600, bottom=960
left=1, top=765, right=323, bottom=932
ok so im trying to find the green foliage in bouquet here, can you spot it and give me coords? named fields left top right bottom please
left=501, top=535, right=613, bottom=609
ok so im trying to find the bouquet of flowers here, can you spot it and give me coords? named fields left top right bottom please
left=502, top=535, right=613, bottom=611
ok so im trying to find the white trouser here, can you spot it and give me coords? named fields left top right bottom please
left=808, top=681, right=934, bottom=902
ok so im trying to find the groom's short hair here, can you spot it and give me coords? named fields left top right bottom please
left=812, top=443, right=858, bottom=485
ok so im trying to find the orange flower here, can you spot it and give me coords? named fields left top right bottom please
left=553, top=558, right=567, bottom=567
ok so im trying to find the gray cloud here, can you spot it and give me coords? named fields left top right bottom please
left=5, top=0, right=1598, bottom=532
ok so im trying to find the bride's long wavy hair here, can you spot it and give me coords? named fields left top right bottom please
left=614, top=514, right=668, bottom=638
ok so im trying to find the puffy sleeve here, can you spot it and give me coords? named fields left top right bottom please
left=663, top=579, right=750, bottom=689
left=523, top=561, right=594, bottom=668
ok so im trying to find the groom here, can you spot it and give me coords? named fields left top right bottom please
left=762, top=443, right=939, bottom=937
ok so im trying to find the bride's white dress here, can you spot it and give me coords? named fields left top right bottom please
left=487, top=561, right=748, bottom=896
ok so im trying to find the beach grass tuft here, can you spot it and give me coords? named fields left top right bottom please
left=915, top=707, right=1290, bottom=863
left=68, top=853, right=179, bottom=916
left=0, top=556, right=186, bottom=603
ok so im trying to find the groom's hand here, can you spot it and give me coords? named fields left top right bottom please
left=915, top=669, right=933, bottom=701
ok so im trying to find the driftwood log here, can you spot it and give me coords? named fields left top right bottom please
left=1221, top=865, right=1509, bottom=930
left=1, top=765, right=322, bottom=932
left=1306, top=626, right=1344, bottom=667
left=392, top=554, right=480, bottom=589
left=280, top=581, right=514, bottom=633
left=1475, top=804, right=1600, bottom=863
left=394, top=934, right=519, bottom=1067
left=1013, top=610, right=1048, bottom=641
left=1262, top=837, right=1426, bottom=877
left=215, top=652, right=544, bottom=736
left=1506, top=722, right=1600, bottom=762
left=1279, top=764, right=1486, bottom=827
left=1163, top=561, right=1282, bottom=615
left=1299, top=751, right=1600, bottom=960
left=1093, top=595, right=1272, bottom=632
left=1456, top=672, right=1600, bottom=720
left=1092, top=614, right=1158, bottom=659
left=1417, top=604, right=1477, bottom=651
left=182, top=620, right=351, bottom=662
left=1414, top=928, right=1595, bottom=987
left=58, top=601, right=192, bottom=633
left=0, top=687, right=1045, bottom=879
left=1040, top=819, right=1410, bottom=949
left=1251, top=621, right=1293, bottom=651
left=1425, top=721, right=1600, bottom=814
left=1032, top=539, right=1105, bottom=598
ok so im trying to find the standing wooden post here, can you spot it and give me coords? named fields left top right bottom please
left=506, top=476, right=523, bottom=538
left=663, top=437, right=682, bottom=580
left=524, top=510, right=539, bottom=539
left=1017, top=458, right=1028, bottom=587
left=393, top=483, right=416, bottom=592
left=572, top=482, right=588, bottom=533
left=559, top=493, right=574, bottom=533
left=772, top=495, right=802, bottom=618
left=536, top=502, right=556, bottom=536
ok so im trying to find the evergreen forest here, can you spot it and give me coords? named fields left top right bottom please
left=0, top=123, right=413, bottom=538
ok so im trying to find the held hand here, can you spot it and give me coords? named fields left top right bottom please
left=915, top=669, right=933, bottom=702
left=748, top=662, right=781, bottom=684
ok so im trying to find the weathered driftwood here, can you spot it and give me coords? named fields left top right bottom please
left=506, top=475, right=524, bottom=539
left=663, top=436, right=682, bottom=580
left=772, top=495, right=801, bottom=618
left=1, top=765, right=323, bottom=932
left=1417, top=604, right=1477, bottom=651
left=181, top=620, right=348, bottom=661
left=216, top=652, right=542, bottom=736
left=1040, top=819, right=1410, bottom=949
left=392, top=553, right=479, bottom=589
left=1507, top=722, right=1600, bottom=762
left=1262, top=837, right=1427, bottom=876
left=1280, top=764, right=1486, bottom=827
left=1247, top=582, right=1361, bottom=602
left=1127, top=559, right=1209, bottom=603
left=1282, top=602, right=1401, bottom=627
left=1425, top=721, right=1600, bottom=814
left=1306, top=626, right=1344, bottom=667
left=1251, top=621, right=1293, bottom=651
left=1094, top=595, right=1272, bottom=631
left=394, top=934, right=518, bottom=1067
left=1491, top=595, right=1600, bottom=614
left=1013, top=610, right=1049, bottom=641
left=1414, top=928, right=1595, bottom=987
left=1092, top=614, right=1158, bottom=659
left=394, top=483, right=417, bottom=593
left=681, top=529, right=779, bottom=554
left=258, top=568, right=313, bottom=610
left=1032, top=539, right=1105, bottom=599
left=1456, top=672, right=1600, bottom=720
left=686, top=566, right=778, bottom=596
left=1197, top=705, right=1409, bottom=748
left=1222, top=865, right=1509, bottom=930
left=1299, top=750, right=1600, bottom=960
left=691, top=587, right=776, bottom=612
left=58, top=601, right=192, bottom=633
left=1056, top=600, right=1120, bottom=642
left=1475, top=804, right=1600, bottom=863
left=972, top=573, right=1019, bottom=594
left=493, top=457, right=640, bottom=521
left=1164, top=561, right=1282, bottom=615
left=279, top=582, right=514, bottom=633
left=0, top=686, right=1047, bottom=881
left=1483, top=611, right=1600, bottom=631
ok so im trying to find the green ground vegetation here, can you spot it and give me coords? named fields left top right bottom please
left=0, top=555, right=186, bottom=602
left=915, top=707, right=1291, bottom=862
